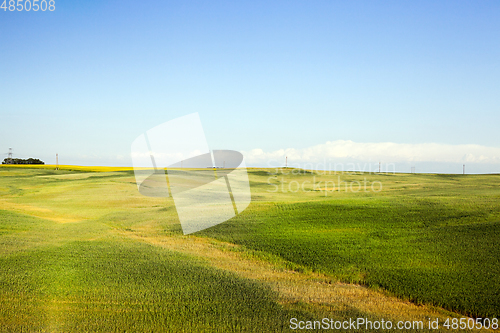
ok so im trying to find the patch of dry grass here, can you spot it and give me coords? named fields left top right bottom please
left=0, top=199, right=81, bottom=223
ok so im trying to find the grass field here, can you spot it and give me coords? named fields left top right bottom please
left=0, top=165, right=499, bottom=332
left=202, top=170, right=500, bottom=318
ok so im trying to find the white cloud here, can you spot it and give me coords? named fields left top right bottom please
left=243, top=140, right=500, bottom=166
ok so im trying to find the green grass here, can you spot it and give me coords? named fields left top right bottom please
left=1, top=165, right=499, bottom=331
left=0, top=210, right=317, bottom=332
left=201, top=169, right=500, bottom=318
left=0, top=168, right=312, bottom=332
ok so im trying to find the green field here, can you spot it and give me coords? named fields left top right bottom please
left=203, top=170, right=500, bottom=318
left=0, top=165, right=499, bottom=332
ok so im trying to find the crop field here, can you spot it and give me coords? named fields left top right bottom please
left=203, top=170, right=500, bottom=318
left=0, top=165, right=499, bottom=332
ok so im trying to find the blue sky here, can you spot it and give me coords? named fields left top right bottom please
left=1, top=1, right=499, bottom=173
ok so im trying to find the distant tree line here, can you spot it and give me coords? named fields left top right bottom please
left=2, top=158, right=45, bottom=165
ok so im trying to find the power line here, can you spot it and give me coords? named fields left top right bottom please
left=7, top=148, right=13, bottom=164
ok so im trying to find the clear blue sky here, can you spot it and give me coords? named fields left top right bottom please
left=1, top=1, right=499, bottom=172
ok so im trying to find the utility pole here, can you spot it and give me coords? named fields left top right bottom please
left=411, top=167, right=415, bottom=174
left=285, top=156, right=288, bottom=169
left=56, top=154, right=59, bottom=170
left=463, top=164, right=465, bottom=175
left=379, top=162, right=381, bottom=173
